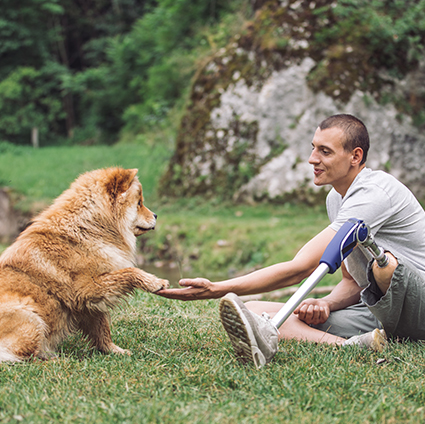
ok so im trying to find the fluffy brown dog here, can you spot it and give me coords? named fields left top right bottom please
left=0, top=167, right=169, bottom=362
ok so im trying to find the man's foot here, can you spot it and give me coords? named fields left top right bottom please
left=219, top=293, right=278, bottom=369
left=343, top=328, right=387, bottom=352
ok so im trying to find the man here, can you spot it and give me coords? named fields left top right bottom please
left=157, top=114, right=425, bottom=368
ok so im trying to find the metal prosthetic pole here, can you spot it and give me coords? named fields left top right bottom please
left=270, top=218, right=389, bottom=330
left=359, top=230, right=390, bottom=268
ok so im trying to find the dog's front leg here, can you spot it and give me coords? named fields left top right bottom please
left=76, top=268, right=169, bottom=312
left=96, top=267, right=169, bottom=294
left=78, top=312, right=130, bottom=355
left=129, top=267, right=170, bottom=293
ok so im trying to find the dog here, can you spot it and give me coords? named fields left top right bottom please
left=0, top=167, right=169, bottom=362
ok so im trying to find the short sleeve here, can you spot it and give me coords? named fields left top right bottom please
left=329, top=184, right=393, bottom=235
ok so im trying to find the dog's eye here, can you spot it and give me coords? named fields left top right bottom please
left=138, top=200, right=142, bottom=207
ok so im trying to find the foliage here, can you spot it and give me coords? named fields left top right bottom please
left=71, top=0, right=250, bottom=141
left=332, top=0, right=425, bottom=67
left=0, top=0, right=64, bottom=79
left=309, top=0, right=425, bottom=107
left=0, top=0, right=249, bottom=145
left=2, top=0, right=425, bottom=146
left=0, top=64, right=69, bottom=145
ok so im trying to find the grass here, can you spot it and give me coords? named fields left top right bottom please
left=142, top=201, right=342, bottom=288
left=1, top=293, right=424, bottom=423
left=1, top=142, right=424, bottom=423
left=0, top=140, right=172, bottom=212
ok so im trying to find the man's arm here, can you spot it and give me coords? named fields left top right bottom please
left=294, top=262, right=362, bottom=325
left=156, top=226, right=337, bottom=300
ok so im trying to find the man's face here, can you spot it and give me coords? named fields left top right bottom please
left=308, top=126, right=356, bottom=195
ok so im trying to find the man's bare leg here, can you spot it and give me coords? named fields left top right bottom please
left=371, top=252, right=398, bottom=295
left=245, top=300, right=346, bottom=345
left=219, top=294, right=387, bottom=369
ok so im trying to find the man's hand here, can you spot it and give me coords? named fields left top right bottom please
left=294, top=298, right=330, bottom=325
left=155, top=278, right=219, bottom=301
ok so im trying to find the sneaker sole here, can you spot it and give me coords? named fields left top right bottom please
left=219, top=296, right=266, bottom=369
left=371, top=329, right=387, bottom=352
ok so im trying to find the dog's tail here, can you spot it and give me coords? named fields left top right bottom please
left=0, top=303, right=48, bottom=363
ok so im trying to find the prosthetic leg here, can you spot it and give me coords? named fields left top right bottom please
left=219, top=218, right=390, bottom=368
left=271, top=218, right=389, bottom=329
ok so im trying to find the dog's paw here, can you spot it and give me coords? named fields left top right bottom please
left=135, top=269, right=170, bottom=292
left=151, top=277, right=169, bottom=292
left=109, top=344, right=132, bottom=356
left=37, top=351, right=59, bottom=361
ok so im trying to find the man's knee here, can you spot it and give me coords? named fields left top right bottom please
left=244, top=300, right=284, bottom=317
left=244, top=300, right=263, bottom=315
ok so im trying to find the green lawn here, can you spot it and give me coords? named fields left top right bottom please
left=0, top=293, right=424, bottom=423
left=0, top=141, right=172, bottom=211
left=141, top=201, right=342, bottom=288
left=1, top=143, right=424, bottom=423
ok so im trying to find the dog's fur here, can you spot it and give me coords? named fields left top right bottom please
left=0, top=167, right=169, bottom=362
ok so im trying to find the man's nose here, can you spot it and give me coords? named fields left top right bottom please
left=308, top=150, right=318, bottom=164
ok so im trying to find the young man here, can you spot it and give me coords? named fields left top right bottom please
left=157, top=114, right=425, bottom=368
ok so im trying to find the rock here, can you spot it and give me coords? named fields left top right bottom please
left=0, top=188, right=19, bottom=243
left=160, top=0, right=425, bottom=203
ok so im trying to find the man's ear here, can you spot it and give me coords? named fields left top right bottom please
left=351, top=147, right=364, bottom=165
left=106, top=168, right=138, bottom=200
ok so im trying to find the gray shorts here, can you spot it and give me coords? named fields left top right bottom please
left=311, top=301, right=382, bottom=339
left=361, top=257, right=425, bottom=340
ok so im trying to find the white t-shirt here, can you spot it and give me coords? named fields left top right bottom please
left=326, top=167, right=425, bottom=287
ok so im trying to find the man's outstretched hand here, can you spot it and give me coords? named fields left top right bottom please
left=155, top=278, right=220, bottom=301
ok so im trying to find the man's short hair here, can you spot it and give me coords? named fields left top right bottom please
left=319, top=114, right=370, bottom=165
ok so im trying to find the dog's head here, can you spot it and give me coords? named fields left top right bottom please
left=22, top=168, right=157, bottom=260
left=59, top=167, right=157, bottom=241
left=102, top=168, right=157, bottom=237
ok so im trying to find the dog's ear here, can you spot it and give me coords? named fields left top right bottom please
left=106, top=168, right=139, bottom=200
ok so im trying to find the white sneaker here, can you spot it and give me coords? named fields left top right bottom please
left=219, top=293, right=279, bottom=369
left=343, top=328, right=387, bottom=352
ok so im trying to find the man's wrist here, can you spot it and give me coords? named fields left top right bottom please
left=210, top=282, right=231, bottom=299
left=321, top=296, right=336, bottom=312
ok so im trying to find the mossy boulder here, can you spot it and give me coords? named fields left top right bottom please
left=160, top=0, right=425, bottom=202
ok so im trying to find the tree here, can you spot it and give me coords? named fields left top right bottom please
left=0, top=64, right=68, bottom=145
left=75, top=0, right=246, bottom=138
left=0, top=0, right=248, bottom=144
left=0, top=0, right=64, bottom=78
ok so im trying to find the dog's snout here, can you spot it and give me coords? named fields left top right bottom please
left=153, top=213, right=157, bottom=220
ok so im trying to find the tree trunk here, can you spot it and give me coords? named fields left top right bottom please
left=31, top=127, right=39, bottom=148
left=63, top=92, right=75, bottom=138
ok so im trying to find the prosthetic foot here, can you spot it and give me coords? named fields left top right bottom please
left=343, top=328, right=387, bottom=351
